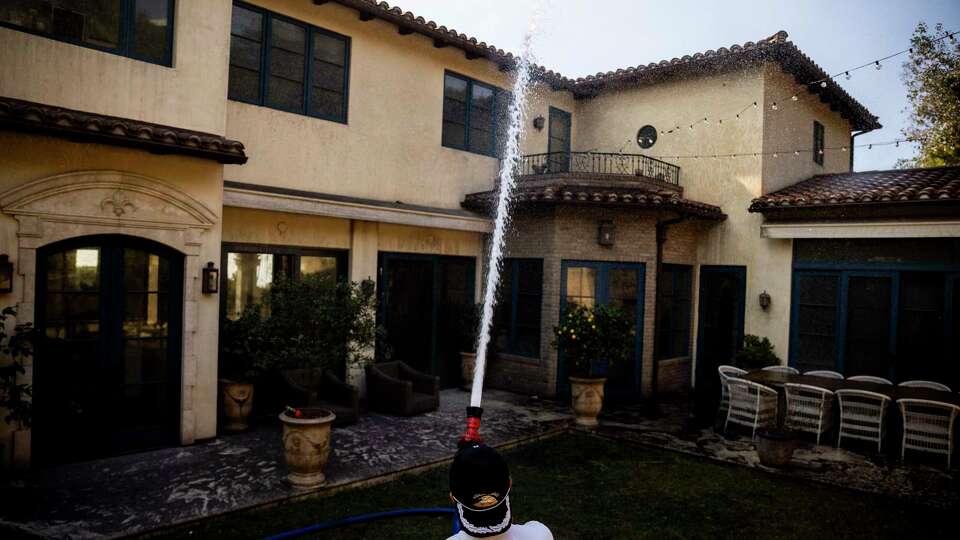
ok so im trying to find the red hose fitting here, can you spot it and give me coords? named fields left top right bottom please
left=458, top=406, right=484, bottom=447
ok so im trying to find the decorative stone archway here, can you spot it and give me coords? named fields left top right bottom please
left=0, top=170, right=218, bottom=459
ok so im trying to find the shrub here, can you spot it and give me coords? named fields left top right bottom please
left=0, top=306, right=36, bottom=430
left=734, top=334, right=781, bottom=369
left=553, top=304, right=634, bottom=378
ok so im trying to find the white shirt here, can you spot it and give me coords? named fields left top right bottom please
left=446, top=521, right=554, bottom=540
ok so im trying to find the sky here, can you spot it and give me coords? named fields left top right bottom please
left=401, top=0, right=959, bottom=172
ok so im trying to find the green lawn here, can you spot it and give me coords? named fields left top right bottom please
left=151, top=434, right=952, bottom=539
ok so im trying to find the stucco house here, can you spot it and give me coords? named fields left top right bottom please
left=1, top=0, right=957, bottom=468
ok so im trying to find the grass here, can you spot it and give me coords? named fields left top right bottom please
left=149, top=434, right=952, bottom=539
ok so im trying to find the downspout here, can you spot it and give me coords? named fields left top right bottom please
left=849, top=129, right=876, bottom=171
left=649, top=214, right=684, bottom=416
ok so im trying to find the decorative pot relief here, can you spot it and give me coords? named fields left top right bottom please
left=100, top=189, right=137, bottom=217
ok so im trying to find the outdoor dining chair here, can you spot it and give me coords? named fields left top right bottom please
left=718, top=365, right=747, bottom=416
left=898, top=380, right=952, bottom=392
left=804, top=370, right=844, bottom=380
left=785, top=383, right=835, bottom=445
left=762, top=365, right=799, bottom=375
left=724, top=378, right=778, bottom=439
left=898, top=399, right=960, bottom=468
left=847, top=375, right=893, bottom=385
left=836, top=389, right=891, bottom=453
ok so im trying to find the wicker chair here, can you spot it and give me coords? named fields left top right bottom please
left=898, top=399, right=960, bottom=468
left=725, top=378, right=778, bottom=439
left=785, top=383, right=834, bottom=445
left=762, top=365, right=799, bottom=375
left=847, top=375, right=893, bottom=385
left=718, top=365, right=747, bottom=416
left=898, top=380, right=952, bottom=392
left=366, top=361, right=440, bottom=416
left=804, top=370, right=844, bottom=380
left=836, top=389, right=891, bottom=453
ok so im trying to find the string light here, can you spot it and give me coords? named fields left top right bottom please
left=771, top=102, right=778, bottom=111
left=844, top=71, right=851, bottom=80
left=875, top=60, right=882, bottom=69
left=791, top=95, right=799, bottom=101
left=647, top=137, right=918, bottom=160
left=819, top=81, right=828, bottom=88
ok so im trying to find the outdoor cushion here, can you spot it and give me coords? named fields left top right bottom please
left=366, top=361, right=440, bottom=416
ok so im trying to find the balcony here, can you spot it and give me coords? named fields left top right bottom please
left=516, top=151, right=681, bottom=188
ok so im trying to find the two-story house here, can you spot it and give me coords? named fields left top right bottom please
left=2, top=0, right=958, bottom=468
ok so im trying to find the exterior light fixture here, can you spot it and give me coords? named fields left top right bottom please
left=759, top=290, right=771, bottom=311
left=0, top=255, right=13, bottom=293
left=598, top=220, right=615, bottom=246
left=202, top=262, right=219, bottom=294
left=532, top=115, right=545, bottom=131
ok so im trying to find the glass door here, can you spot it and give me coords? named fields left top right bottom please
left=559, top=261, right=645, bottom=401
left=547, top=106, right=571, bottom=173
left=694, top=266, right=746, bottom=421
left=841, top=272, right=896, bottom=379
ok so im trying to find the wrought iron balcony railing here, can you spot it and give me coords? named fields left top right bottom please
left=516, top=152, right=680, bottom=186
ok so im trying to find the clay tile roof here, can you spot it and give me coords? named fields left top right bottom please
left=748, top=166, right=960, bottom=213
left=462, top=181, right=726, bottom=221
left=0, top=96, right=247, bottom=164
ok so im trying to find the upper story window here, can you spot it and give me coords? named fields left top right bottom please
left=228, top=2, right=350, bottom=123
left=656, top=264, right=692, bottom=360
left=813, top=121, right=825, bottom=166
left=442, top=72, right=511, bottom=158
left=0, top=0, right=174, bottom=66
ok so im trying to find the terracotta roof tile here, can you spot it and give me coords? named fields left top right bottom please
left=749, top=166, right=960, bottom=212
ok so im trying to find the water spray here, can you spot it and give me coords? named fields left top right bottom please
left=458, top=7, right=541, bottom=447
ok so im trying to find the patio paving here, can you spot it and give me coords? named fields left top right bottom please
left=0, top=389, right=571, bottom=539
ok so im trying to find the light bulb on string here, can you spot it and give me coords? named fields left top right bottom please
left=773, top=152, right=778, bottom=158
left=895, top=141, right=900, bottom=148
left=735, top=114, right=740, bottom=119
left=875, top=61, right=882, bottom=70
left=794, top=150, right=800, bottom=156
left=842, top=146, right=848, bottom=152
left=845, top=71, right=851, bottom=80
left=791, top=95, right=799, bottom=101
left=689, top=125, right=693, bottom=130
left=868, top=144, right=873, bottom=150
left=820, top=81, right=827, bottom=88
left=703, top=117, right=709, bottom=125
left=771, top=102, right=778, bottom=111
left=752, top=102, right=758, bottom=109
left=818, top=149, right=824, bottom=155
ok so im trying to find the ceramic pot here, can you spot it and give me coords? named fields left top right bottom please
left=756, top=430, right=797, bottom=468
left=221, top=380, right=254, bottom=432
left=279, top=408, right=336, bottom=488
left=569, top=376, right=606, bottom=427
left=460, top=351, right=477, bottom=391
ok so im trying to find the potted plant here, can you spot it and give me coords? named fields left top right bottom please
left=553, top=304, right=634, bottom=426
left=219, top=306, right=271, bottom=432
left=756, top=428, right=798, bottom=468
left=0, top=306, right=35, bottom=470
left=733, top=334, right=781, bottom=370
left=279, top=406, right=336, bottom=488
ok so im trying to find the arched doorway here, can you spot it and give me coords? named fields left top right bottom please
left=33, top=235, right=184, bottom=465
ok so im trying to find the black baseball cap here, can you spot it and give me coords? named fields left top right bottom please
left=449, top=443, right=512, bottom=537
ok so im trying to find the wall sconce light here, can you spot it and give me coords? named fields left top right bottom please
left=202, top=262, right=219, bottom=294
left=532, top=115, right=545, bottom=131
left=598, top=220, right=615, bottom=246
left=758, top=290, right=771, bottom=311
left=0, top=255, right=13, bottom=294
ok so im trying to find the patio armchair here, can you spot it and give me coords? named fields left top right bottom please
left=366, top=361, right=440, bottom=416
left=280, top=368, right=360, bottom=427
left=724, top=378, right=778, bottom=439
left=762, top=365, right=799, bottom=375
left=718, top=365, right=747, bottom=417
left=898, top=380, right=952, bottom=392
left=836, top=389, right=890, bottom=453
left=804, top=370, right=844, bottom=380
left=847, top=375, right=893, bottom=385
left=784, top=383, right=834, bottom=445
left=898, top=399, right=960, bottom=468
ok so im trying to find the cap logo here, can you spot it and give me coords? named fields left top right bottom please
left=472, top=493, right=500, bottom=509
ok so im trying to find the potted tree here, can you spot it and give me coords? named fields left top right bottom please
left=553, top=304, right=633, bottom=426
left=219, top=306, right=271, bottom=432
left=0, top=306, right=35, bottom=470
left=734, top=334, right=796, bottom=467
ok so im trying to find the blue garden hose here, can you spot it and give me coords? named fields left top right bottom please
left=261, top=507, right=460, bottom=539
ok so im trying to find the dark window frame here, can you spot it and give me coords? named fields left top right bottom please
left=441, top=70, right=510, bottom=158
left=655, top=264, right=693, bottom=360
left=495, top=258, right=544, bottom=358
left=813, top=120, right=825, bottom=166
left=0, top=0, right=176, bottom=66
left=228, top=1, right=350, bottom=124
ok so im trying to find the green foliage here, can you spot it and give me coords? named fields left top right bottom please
left=734, top=334, right=781, bottom=370
left=220, top=275, right=381, bottom=382
left=553, top=304, right=634, bottom=378
left=0, top=306, right=36, bottom=430
left=898, top=22, right=960, bottom=168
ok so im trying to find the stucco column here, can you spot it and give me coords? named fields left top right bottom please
left=347, top=220, right=378, bottom=397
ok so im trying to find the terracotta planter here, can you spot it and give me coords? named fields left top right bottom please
left=279, top=408, right=336, bottom=488
left=460, top=351, right=476, bottom=391
left=569, top=376, right=606, bottom=427
left=220, top=380, right=254, bottom=432
left=756, top=430, right=797, bottom=468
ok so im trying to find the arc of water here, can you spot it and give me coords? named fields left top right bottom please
left=469, top=17, right=539, bottom=409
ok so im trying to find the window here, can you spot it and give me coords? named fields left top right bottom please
left=793, top=273, right=839, bottom=372
left=493, top=259, right=543, bottom=357
left=223, top=245, right=345, bottom=320
left=0, top=0, right=174, bottom=65
left=228, top=2, right=350, bottom=123
left=655, top=264, right=692, bottom=360
left=813, top=121, right=825, bottom=166
left=442, top=72, right=511, bottom=157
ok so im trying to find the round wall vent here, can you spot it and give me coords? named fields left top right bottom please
left=637, top=125, right=657, bottom=149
